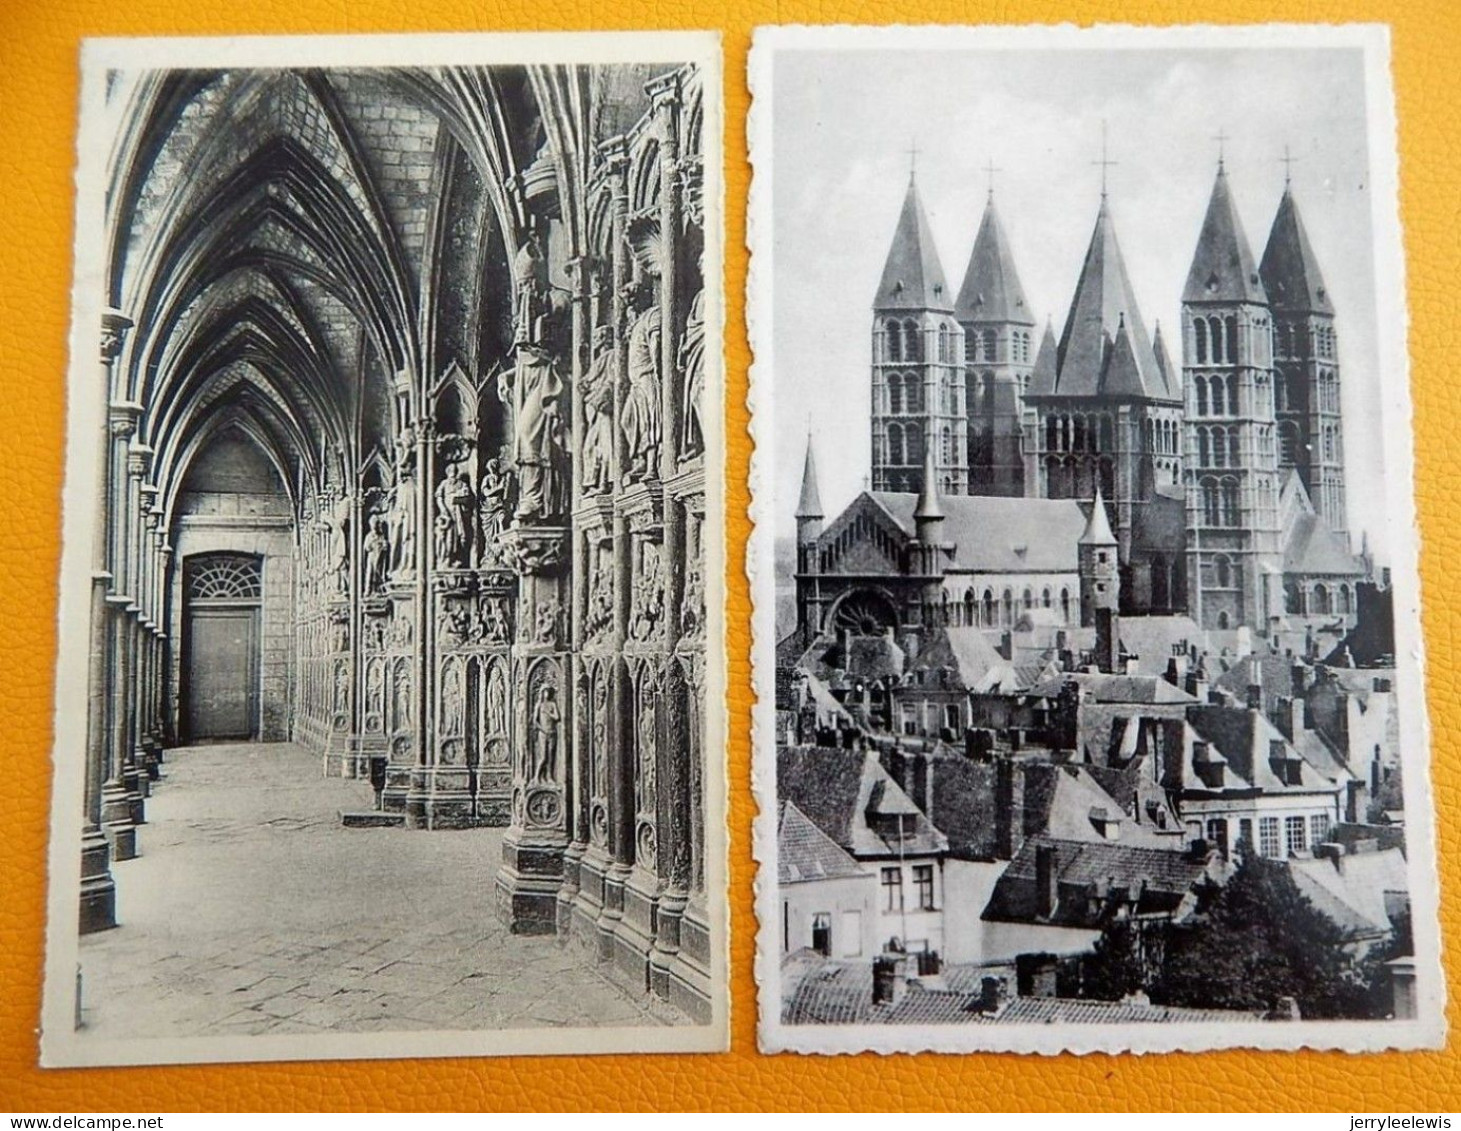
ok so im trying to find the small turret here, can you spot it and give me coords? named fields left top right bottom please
left=796, top=434, right=824, bottom=544
left=1079, top=488, right=1121, bottom=672
left=914, top=442, right=945, bottom=544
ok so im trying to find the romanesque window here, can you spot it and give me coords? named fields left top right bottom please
left=1313, top=584, right=1331, bottom=615
left=888, top=424, right=904, bottom=465
left=904, top=320, right=923, bottom=362
left=982, top=589, right=995, bottom=626
left=1225, top=316, right=1239, bottom=365
left=186, top=553, right=263, bottom=602
left=1001, top=589, right=1013, bottom=624
left=887, top=374, right=902, bottom=414
left=1221, top=478, right=1240, bottom=526
left=1194, top=318, right=1209, bottom=365
left=1194, top=375, right=1208, bottom=416
left=1201, top=477, right=1221, bottom=526
left=1060, top=588, right=1071, bottom=623
left=1042, top=587, right=1052, bottom=609
left=982, top=328, right=998, bottom=363
left=886, top=319, right=903, bottom=362
left=1208, top=317, right=1225, bottom=364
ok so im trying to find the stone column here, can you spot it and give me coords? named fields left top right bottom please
left=100, top=399, right=143, bottom=860
left=646, top=71, right=691, bottom=1001
left=81, top=311, right=130, bottom=933
left=557, top=250, right=595, bottom=933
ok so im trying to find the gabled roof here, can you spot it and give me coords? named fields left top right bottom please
left=955, top=195, right=1035, bottom=326
left=1260, top=186, right=1334, bottom=314
left=1118, top=616, right=1208, bottom=678
left=1182, top=166, right=1268, bottom=305
left=778, top=746, right=947, bottom=861
left=913, top=626, right=1021, bottom=694
left=1028, top=672, right=1197, bottom=705
left=1186, top=705, right=1349, bottom=793
left=1045, top=199, right=1177, bottom=403
left=983, top=835, right=1210, bottom=929
left=871, top=492, right=1085, bottom=574
left=1290, top=847, right=1408, bottom=940
left=779, top=801, right=868, bottom=885
left=875, top=176, right=954, bottom=312
left=1280, top=472, right=1364, bottom=577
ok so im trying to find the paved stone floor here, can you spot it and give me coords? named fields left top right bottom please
left=78, top=742, right=678, bottom=1038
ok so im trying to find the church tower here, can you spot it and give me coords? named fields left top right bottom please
left=1181, top=158, right=1284, bottom=632
left=1022, top=181, right=1183, bottom=609
left=1261, top=177, right=1346, bottom=533
left=1079, top=487, right=1120, bottom=672
left=955, top=188, right=1035, bottom=496
left=870, top=168, right=968, bottom=495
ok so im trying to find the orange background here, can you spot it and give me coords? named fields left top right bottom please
left=2, top=0, right=1459, bottom=1113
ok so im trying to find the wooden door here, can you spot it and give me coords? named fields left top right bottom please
left=185, top=607, right=260, bottom=740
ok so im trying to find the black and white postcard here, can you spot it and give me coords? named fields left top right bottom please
left=43, top=30, right=727, bottom=1066
left=749, top=23, right=1442, bottom=1054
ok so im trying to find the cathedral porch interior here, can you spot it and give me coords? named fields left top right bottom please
left=74, top=59, right=712, bottom=1030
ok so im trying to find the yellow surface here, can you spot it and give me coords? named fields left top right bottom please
left=2, top=0, right=1458, bottom=1113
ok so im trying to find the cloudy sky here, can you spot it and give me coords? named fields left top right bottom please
left=762, top=39, right=1399, bottom=562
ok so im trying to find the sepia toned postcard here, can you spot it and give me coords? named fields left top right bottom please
left=42, top=29, right=727, bottom=1066
left=748, top=22, right=1444, bottom=1054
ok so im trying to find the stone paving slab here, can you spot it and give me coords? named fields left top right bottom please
left=77, top=742, right=680, bottom=1039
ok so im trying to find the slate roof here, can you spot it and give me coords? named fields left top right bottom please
left=955, top=195, right=1035, bottom=325
left=1028, top=672, right=1197, bottom=706
left=913, top=626, right=1025, bottom=694
left=1118, top=616, right=1208, bottom=678
left=778, top=745, right=948, bottom=860
left=1041, top=199, right=1178, bottom=404
left=779, top=801, right=868, bottom=885
left=876, top=177, right=954, bottom=312
left=1289, top=847, right=1409, bottom=940
left=1185, top=705, right=1350, bottom=793
left=1020, top=763, right=1176, bottom=849
left=782, top=960, right=1268, bottom=1026
left=1280, top=471, right=1364, bottom=577
left=1182, top=166, right=1268, bottom=305
left=1261, top=186, right=1334, bottom=314
left=983, top=835, right=1210, bottom=929
left=870, top=492, right=1085, bottom=574
left=1028, top=321, right=1059, bottom=396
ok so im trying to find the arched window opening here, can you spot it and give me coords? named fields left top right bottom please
left=982, top=589, right=995, bottom=626
left=1060, top=588, right=1072, bottom=623
left=1194, top=318, right=1208, bottom=364
left=1225, top=316, right=1239, bottom=365
left=886, top=319, right=902, bottom=362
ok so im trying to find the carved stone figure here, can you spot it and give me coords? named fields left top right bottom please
left=584, top=549, right=614, bottom=643
left=631, top=542, right=665, bottom=641
left=391, top=659, right=411, bottom=733
left=440, top=659, right=464, bottom=736
left=387, top=477, right=416, bottom=576
left=622, top=299, right=662, bottom=483
left=592, top=675, right=609, bottom=798
left=510, top=352, right=567, bottom=521
left=535, top=596, right=560, bottom=645
left=680, top=286, right=706, bottom=458
left=363, top=514, right=390, bottom=594
left=486, top=664, right=508, bottom=736
left=637, top=685, right=657, bottom=814
left=328, top=496, right=351, bottom=593
left=434, top=462, right=476, bottom=568
left=531, top=684, right=560, bottom=784
left=512, top=231, right=550, bottom=349
left=477, top=597, right=511, bottom=646
left=479, top=458, right=513, bottom=561
left=582, top=325, right=616, bottom=493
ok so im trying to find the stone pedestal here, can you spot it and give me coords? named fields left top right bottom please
left=611, top=865, right=660, bottom=993
left=79, top=823, right=116, bottom=934
left=405, top=765, right=476, bottom=829
left=666, top=894, right=714, bottom=1023
left=496, top=825, right=568, bottom=935
left=100, top=779, right=137, bottom=861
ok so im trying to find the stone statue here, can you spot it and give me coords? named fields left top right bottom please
left=479, top=458, right=513, bottom=557
left=513, top=232, right=549, bottom=349
left=531, top=684, right=561, bottom=784
left=510, top=352, right=567, bottom=520
left=535, top=596, right=560, bottom=645
left=622, top=299, right=662, bottom=483
left=680, top=287, right=706, bottom=458
left=440, top=661, right=464, bottom=736
left=486, top=665, right=508, bottom=736
left=581, top=325, right=615, bottom=493
left=433, top=462, right=476, bottom=568
left=391, top=660, right=411, bottom=734
left=363, top=515, right=390, bottom=594
left=328, top=496, right=351, bottom=593
left=387, top=478, right=416, bottom=576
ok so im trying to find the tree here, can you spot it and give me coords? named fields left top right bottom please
left=1081, top=915, right=1147, bottom=1001
left=1148, top=851, right=1376, bottom=1019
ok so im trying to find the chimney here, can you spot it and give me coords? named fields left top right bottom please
left=1314, top=841, right=1345, bottom=866
left=1291, top=662, right=1309, bottom=698
left=978, top=975, right=1008, bottom=1014
left=1035, top=843, right=1058, bottom=919
left=872, top=952, right=908, bottom=1006
left=1246, top=678, right=1263, bottom=713
left=995, top=757, right=1025, bottom=859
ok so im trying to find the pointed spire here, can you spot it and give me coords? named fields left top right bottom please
left=1260, top=184, right=1333, bottom=314
left=1079, top=486, right=1117, bottom=546
left=1027, top=319, right=1059, bottom=396
left=1183, top=163, right=1267, bottom=304
left=796, top=434, right=822, bottom=519
left=1052, top=199, right=1172, bottom=402
left=875, top=175, right=953, bottom=312
left=1152, top=319, right=1175, bottom=390
left=914, top=443, right=943, bottom=521
left=955, top=193, right=1033, bottom=326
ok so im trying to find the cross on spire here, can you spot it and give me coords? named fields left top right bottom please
left=1213, top=126, right=1230, bottom=170
left=906, top=138, right=920, bottom=182
left=983, top=157, right=1001, bottom=201
left=1092, top=121, right=1118, bottom=199
left=1280, top=143, right=1299, bottom=186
